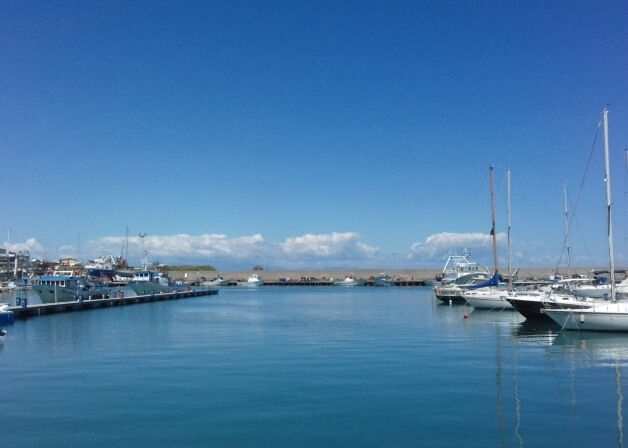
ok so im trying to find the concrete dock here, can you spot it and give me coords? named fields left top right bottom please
left=8, top=288, right=219, bottom=319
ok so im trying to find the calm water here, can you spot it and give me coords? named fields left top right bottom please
left=1, top=286, right=626, bottom=447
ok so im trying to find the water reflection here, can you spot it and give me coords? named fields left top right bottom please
left=553, top=332, right=627, bottom=448
left=511, top=320, right=561, bottom=346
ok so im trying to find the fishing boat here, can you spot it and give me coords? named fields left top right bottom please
left=373, top=273, right=394, bottom=286
left=84, top=255, right=119, bottom=279
left=201, top=273, right=229, bottom=287
left=32, top=271, right=112, bottom=303
left=237, top=274, right=263, bottom=287
left=544, top=109, right=628, bottom=331
left=333, top=276, right=358, bottom=286
left=128, top=269, right=179, bottom=295
left=437, top=249, right=490, bottom=285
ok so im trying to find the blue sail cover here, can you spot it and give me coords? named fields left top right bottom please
left=467, top=271, right=500, bottom=290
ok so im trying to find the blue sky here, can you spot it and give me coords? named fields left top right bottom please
left=2, top=1, right=628, bottom=271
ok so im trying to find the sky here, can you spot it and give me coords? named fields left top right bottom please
left=2, top=0, right=628, bottom=272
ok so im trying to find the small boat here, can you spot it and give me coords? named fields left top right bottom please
left=373, top=273, right=394, bottom=286
left=0, top=303, right=15, bottom=326
left=201, top=273, right=229, bottom=287
left=334, top=276, right=358, bottom=286
left=0, top=328, right=6, bottom=339
left=463, top=288, right=513, bottom=310
left=434, top=272, right=492, bottom=303
left=32, top=271, right=112, bottom=303
left=237, top=274, right=263, bottom=287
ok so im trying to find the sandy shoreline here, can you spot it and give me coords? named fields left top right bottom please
left=167, top=266, right=603, bottom=283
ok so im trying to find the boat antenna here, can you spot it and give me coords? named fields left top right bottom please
left=139, top=233, right=147, bottom=270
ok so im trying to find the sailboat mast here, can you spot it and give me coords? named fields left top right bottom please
left=489, top=165, right=498, bottom=274
left=507, top=169, right=512, bottom=289
left=603, top=108, right=616, bottom=301
left=563, top=182, right=571, bottom=278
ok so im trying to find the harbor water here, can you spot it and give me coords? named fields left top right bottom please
left=1, top=286, right=626, bottom=447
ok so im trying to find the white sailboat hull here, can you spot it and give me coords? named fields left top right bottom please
left=544, top=302, right=628, bottom=331
left=462, top=288, right=513, bottom=310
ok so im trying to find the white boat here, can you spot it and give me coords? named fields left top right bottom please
left=237, top=274, right=263, bottom=287
left=544, top=109, right=628, bottom=331
left=545, top=302, right=628, bottom=331
left=333, top=276, right=358, bottom=286
left=201, top=273, right=229, bottom=287
left=438, top=249, right=490, bottom=285
left=373, top=273, right=394, bottom=286
left=0, top=303, right=14, bottom=327
left=434, top=272, right=492, bottom=303
left=571, top=275, right=628, bottom=299
left=463, top=288, right=513, bottom=310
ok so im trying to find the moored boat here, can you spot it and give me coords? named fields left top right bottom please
left=0, top=303, right=15, bottom=326
left=434, top=272, right=492, bottom=304
left=463, top=288, right=513, bottom=310
left=544, top=302, right=628, bottom=331
left=201, top=273, right=229, bottom=287
left=32, top=271, right=112, bottom=303
left=438, top=249, right=490, bottom=285
left=128, top=269, right=180, bottom=295
left=373, top=273, right=394, bottom=286
left=237, top=274, right=263, bottom=287
left=84, top=255, right=119, bottom=279
left=333, top=276, right=358, bottom=286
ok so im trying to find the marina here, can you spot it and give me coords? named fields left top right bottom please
left=1, top=286, right=626, bottom=447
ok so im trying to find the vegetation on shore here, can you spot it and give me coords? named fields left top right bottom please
left=164, top=265, right=217, bottom=272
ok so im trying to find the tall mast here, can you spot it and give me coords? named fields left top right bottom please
left=489, top=165, right=498, bottom=274
left=563, top=182, right=571, bottom=278
left=506, top=169, right=512, bottom=289
left=602, top=108, right=616, bottom=301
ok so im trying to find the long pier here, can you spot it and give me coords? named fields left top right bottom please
left=8, top=288, right=219, bottom=319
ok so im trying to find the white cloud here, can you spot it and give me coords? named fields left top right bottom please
left=280, top=232, right=379, bottom=259
left=3, top=230, right=578, bottom=269
left=408, top=232, right=505, bottom=263
left=86, top=233, right=268, bottom=264
left=4, top=238, right=44, bottom=255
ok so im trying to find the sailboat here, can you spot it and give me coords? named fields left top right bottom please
left=462, top=166, right=512, bottom=310
left=544, top=109, right=628, bottom=331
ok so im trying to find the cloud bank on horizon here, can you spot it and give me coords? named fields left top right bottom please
left=2, top=231, right=536, bottom=270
